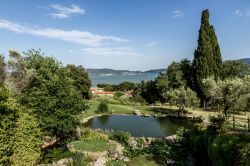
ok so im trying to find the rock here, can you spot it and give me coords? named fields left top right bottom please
left=123, top=157, right=130, bottom=162
left=133, top=110, right=142, bottom=116
left=129, top=139, right=137, bottom=147
left=75, top=127, right=81, bottom=139
left=56, top=158, right=72, bottom=165
left=41, top=136, right=58, bottom=149
left=143, top=114, right=151, bottom=117
left=167, top=158, right=176, bottom=165
left=165, top=134, right=177, bottom=142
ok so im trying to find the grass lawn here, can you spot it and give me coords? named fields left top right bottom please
left=83, top=100, right=177, bottom=119
left=126, top=155, right=160, bottom=166
left=69, top=139, right=112, bottom=152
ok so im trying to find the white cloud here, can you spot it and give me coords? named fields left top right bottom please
left=50, top=4, right=85, bottom=19
left=82, top=47, right=141, bottom=57
left=145, top=41, right=157, bottom=47
left=246, top=10, right=250, bottom=16
left=68, top=50, right=74, bottom=53
left=0, top=19, right=128, bottom=46
left=172, top=10, right=183, bottom=17
left=235, top=10, right=243, bottom=16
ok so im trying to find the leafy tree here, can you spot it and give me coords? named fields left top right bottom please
left=19, top=49, right=88, bottom=140
left=180, top=59, right=193, bottom=89
left=163, top=87, right=200, bottom=111
left=139, top=80, right=161, bottom=104
left=166, top=62, right=186, bottom=89
left=6, top=50, right=34, bottom=95
left=202, top=77, right=250, bottom=116
left=202, top=77, right=218, bottom=108
left=118, top=81, right=135, bottom=91
left=103, top=85, right=114, bottom=91
left=192, top=9, right=222, bottom=103
left=221, top=60, right=250, bottom=80
left=155, top=73, right=170, bottom=103
left=216, top=77, right=250, bottom=117
left=66, top=64, right=91, bottom=99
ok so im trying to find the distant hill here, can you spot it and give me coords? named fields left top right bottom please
left=238, top=58, right=250, bottom=65
left=86, top=68, right=165, bottom=76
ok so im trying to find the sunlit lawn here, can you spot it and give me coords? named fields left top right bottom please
left=69, top=139, right=112, bottom=152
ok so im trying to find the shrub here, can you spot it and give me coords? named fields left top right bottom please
left=123, top=147, right=146, bottom=158
left=109, top=131, right=131, bottom=145
left=209, top=114, right=225, bottom=128
left=72, top=152, right=90, bottom=166
left=80, top=128, right=108, bottom=141
left=39, top=148, right=73, bottom=164
left=114, top=91, right=124, bottom=98
left=118, top=95, right=131, bottom=105
left=97, top=101, right=109, bottom=113
left=208, top=135, right=239, bottom=166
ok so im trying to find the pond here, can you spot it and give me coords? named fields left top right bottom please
left=85, top=115, right=194, bottom=137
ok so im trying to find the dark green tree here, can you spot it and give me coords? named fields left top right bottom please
left=221, top=60, right=250, bottom=79
left=118, top=81, right=136, bottom=91
left=136, top=80, right=161, bottom=104
left=192, top=9, right=222, bottom=104
left=20, top=50, right=88, bottom=141
left=166, top=62, right=186, bottom=89
left=180, top=59, right=193, bottom=89
left=66, top=64, right=91, bottom=99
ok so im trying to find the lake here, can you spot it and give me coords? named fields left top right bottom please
left=85, top=115, right=194, bottom=137
left=90, top=73, right=159, bottom=86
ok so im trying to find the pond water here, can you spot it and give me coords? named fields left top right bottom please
left=85, top=115, right=194, bottom=137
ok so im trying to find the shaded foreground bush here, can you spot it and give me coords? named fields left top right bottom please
left=186, top=125, right=250, bottom=166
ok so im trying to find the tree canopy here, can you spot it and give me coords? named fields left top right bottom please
left=192, top=9, right=223, bottom=103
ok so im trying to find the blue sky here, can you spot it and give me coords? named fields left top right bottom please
left=0, top=0, right=249, bottom=70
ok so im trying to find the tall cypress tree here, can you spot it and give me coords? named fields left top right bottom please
left=192, top=9, right=222, bottom=105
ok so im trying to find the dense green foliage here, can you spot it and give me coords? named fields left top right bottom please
left=1, top=49, right=91, bottom=165
left=202, top=77, right=250, bottom=115
left=133, top=80, right=161, bottom=104
left=123, top=140, right=189, bottom=165
left=0, top=84, right=41, bottom=166
left=11, top=111, right=41, bottom=166
left=39, top=148, right=74, bottom=164
left=163, top=87, right=200, bottom=111
left=19, top=50, right=88, bottom=140
left=186, top=125, right=250, bottom=166
left=66, top=64, right=91, bottom=99
left=221, top=60, right=250, bottom=80
left=97, top=81, right=135, bottom=92
left=109, top=131, right=131, bottom=145
left=0, top=86, right=18, bottom=165
left=192, top=9, right=222, bottom=103
left=97, top=101, right=109, bottom=113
